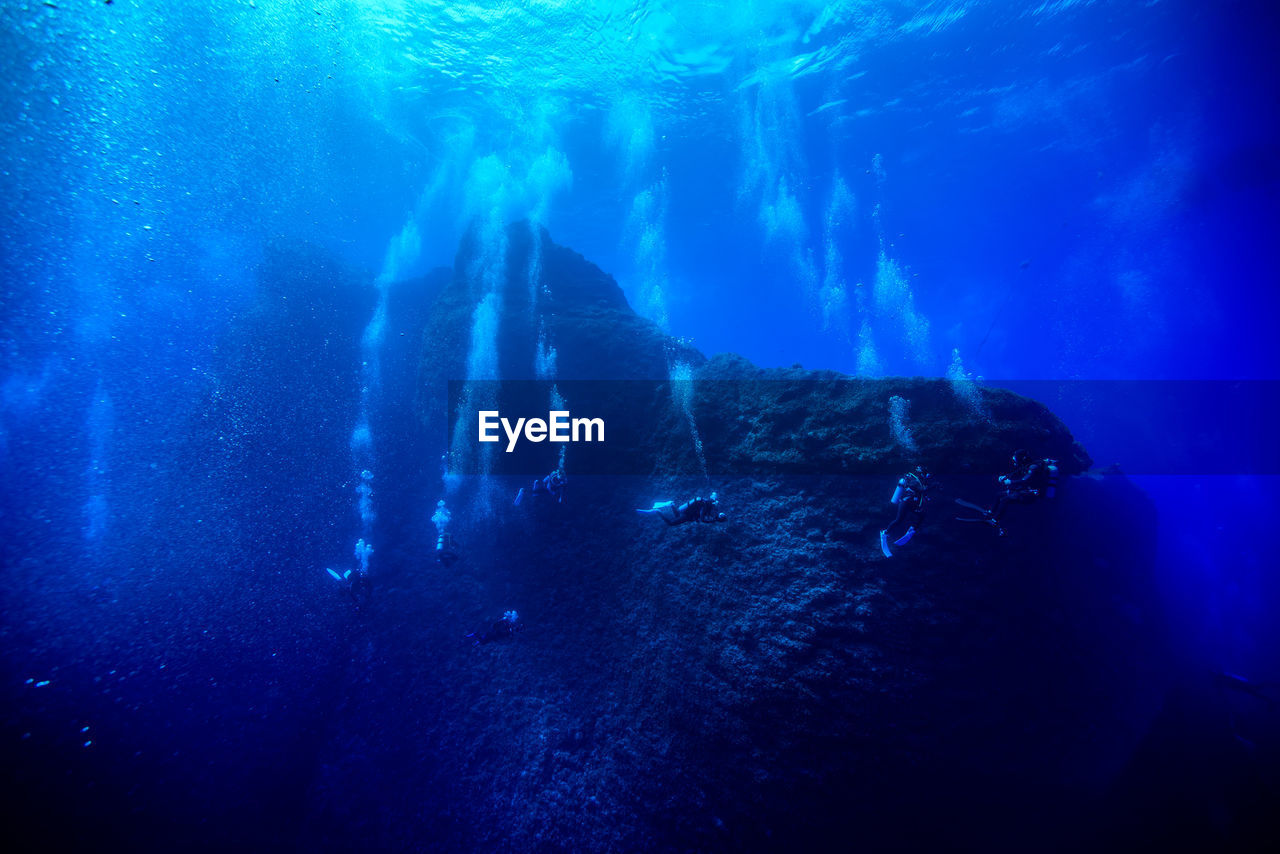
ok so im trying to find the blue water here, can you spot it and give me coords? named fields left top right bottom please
left=3, top=1, right=1278, bottom=850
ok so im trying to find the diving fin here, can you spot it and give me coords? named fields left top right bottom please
left=893, top=527, right=915, bottom=547
left=954, top=498, right=991, bottom=515
left=326, top=568, right=343, bottom=582
left=955, top=515, right=1006, bottom=536
left=879, top=530, right=894, bottom=558
left=514, top=488, right=525, bottom=507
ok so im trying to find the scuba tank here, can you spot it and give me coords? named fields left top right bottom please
left=890, top=471, right=921, bottom=504
left=436, top=532, right=458, bottom=565
left=1043, top=459, right=1059, bottom=498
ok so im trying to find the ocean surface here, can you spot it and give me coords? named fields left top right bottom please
left=2, top=1, right=1277, bottom=851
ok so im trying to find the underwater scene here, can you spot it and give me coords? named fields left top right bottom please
left=2, top=1, right=1278, bottom=851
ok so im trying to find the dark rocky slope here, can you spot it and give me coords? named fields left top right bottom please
left=4, top=228, right=1169, bottom=853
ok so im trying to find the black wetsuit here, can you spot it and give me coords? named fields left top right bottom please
left=885, top=473, right=927, bottom=540
left=993, top=460, right=1049, bottom=521
left=468, top=617, right=521, bottom=646
left=669, top=497, right=721, bottom=526
left=347, top=570, right=372, bottom=608
left=530, top=472, right=566, bottom=502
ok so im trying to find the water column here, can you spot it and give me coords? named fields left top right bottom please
left=741, top=73, right=820, bottom=315
left=623, top=177, right=671, bottom=330
left=946, top=348, right=990, bottom=421
left=870, top=154, right=931, bottom=368
left=628, top=182, right=708, bottom=483
left=526, top=149, right=572, bottom=475
left=83, top=380, right=113, bottom=548
left=609, top=99, right=707, bottom=485
left=530, top=214, right=555, bottom=379
left=669, top=359, right=708, bottom=483
left=448, top=167, right=508, bottom=515
left=821, top=176, right=882, bottom=376
left=447, top=149, right=572, bottom=513
left=533, top=248, right=567, bottom=474
left=348, top=220, right=421, bottom=575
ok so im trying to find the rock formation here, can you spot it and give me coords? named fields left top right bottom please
left=372, top=223, right=1169, bottom=850
left=5, top=227, right=1169, bottom=853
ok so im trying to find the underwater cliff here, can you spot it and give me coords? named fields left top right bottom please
left=335, top=225, right=1168, bottom=850
left=3, top=228, right=1171, bottom=853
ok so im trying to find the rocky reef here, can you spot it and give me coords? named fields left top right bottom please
left=333, top=223, right=1168, bottom=851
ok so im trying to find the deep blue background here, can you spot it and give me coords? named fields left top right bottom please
left=2, top=0, right=1278, bottom=846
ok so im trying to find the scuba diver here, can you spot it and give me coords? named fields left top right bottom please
left=637, top=492, right=727, bottom=526
left=880, top=465, right=930, bottom=558
left=467, top=610, right=522, bottom=646
left=515, top=468, right=567, bottom=506
left=955, top=449, right=1059, bottom=536
left=325, top=565, right=372, bottom=608
left=325, top=537, right=374, bottom=607
left=432, top=499, right=458, bottom=566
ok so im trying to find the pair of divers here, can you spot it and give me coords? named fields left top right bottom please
left=439, top=466, right=571, bottom=567
left=954, top=449, right=1059, bottom=537
left=461, top=470, right=562, bottom=643
left=878, top=450, right=1059, bottom=555
left=514, top=459, right=729, bottom=528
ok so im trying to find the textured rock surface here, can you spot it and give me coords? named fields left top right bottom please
left=1, top=229, right=1170, bottom=853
